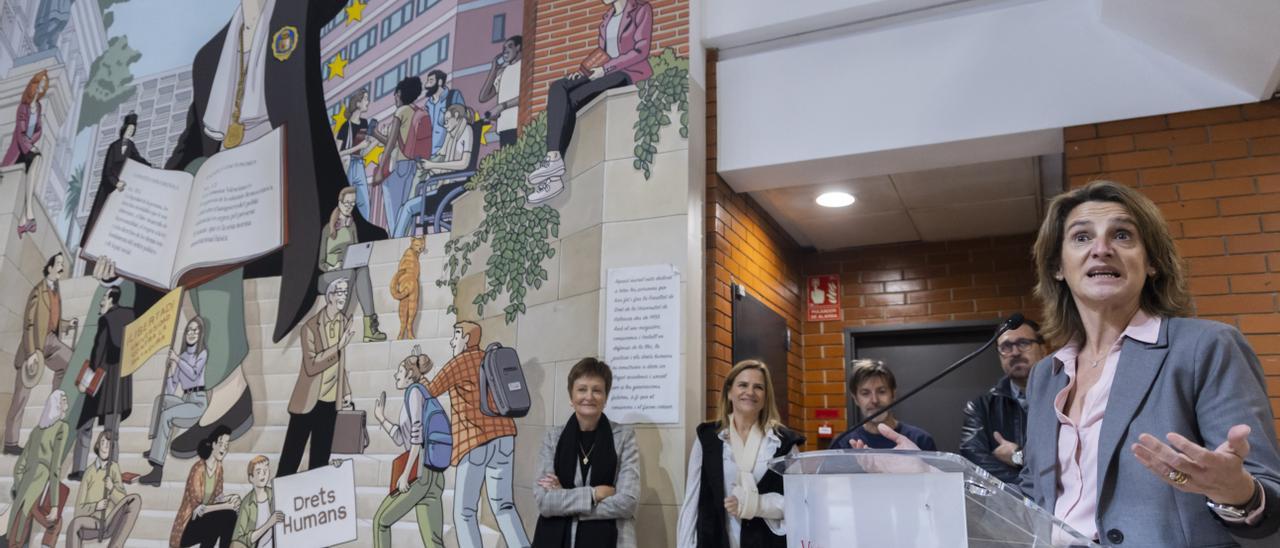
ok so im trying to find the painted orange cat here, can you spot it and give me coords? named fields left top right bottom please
left=390, top=236, right=424, bottom=339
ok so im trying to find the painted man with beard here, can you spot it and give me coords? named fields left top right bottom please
left=87, top=0, right=386, bottom=460
left=960, top=318, right=1046, bottom=483
left=831, top=359, right=937, bottom=451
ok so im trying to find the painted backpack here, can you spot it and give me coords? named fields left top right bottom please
left=407, top=383, right=452, bottom=471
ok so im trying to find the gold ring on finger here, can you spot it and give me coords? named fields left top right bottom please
left=1166, top=470, right=1189, bottom=485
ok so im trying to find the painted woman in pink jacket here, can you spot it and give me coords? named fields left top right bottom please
left=525, top=0, right=654, bottom=204
left=2, top=70, right=50, bottom=238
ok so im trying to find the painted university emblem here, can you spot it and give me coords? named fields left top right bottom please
left=272, top=26, right=299, bottom=61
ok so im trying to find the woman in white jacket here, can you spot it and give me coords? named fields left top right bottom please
left=677, top=360, right=805, bottom=547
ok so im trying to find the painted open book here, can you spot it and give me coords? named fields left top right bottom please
left=81, top=126, right=287, bottom=290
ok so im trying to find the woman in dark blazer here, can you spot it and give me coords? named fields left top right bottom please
left=1018, top=181, right=1280, bottom=546
left=533, top=358, right=639, bottom=548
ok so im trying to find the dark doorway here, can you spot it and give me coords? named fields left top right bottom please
left=844, top=321, right=1003, bottom=453
left=732, top=284, right=790, bottom=424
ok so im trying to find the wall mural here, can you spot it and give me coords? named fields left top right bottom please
left=0, top=0, right=687, bottom=546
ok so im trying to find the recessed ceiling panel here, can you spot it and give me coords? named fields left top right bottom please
left=910, top=196, right=1041, bottom=241
left=892, top=158, right=1039, bottom=209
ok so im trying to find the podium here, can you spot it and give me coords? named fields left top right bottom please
left=769, top=450, right=1098, bottom=547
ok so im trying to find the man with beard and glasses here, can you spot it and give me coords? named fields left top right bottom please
left=960, top=317, right=1046, bottom=483
left=831, top=359, right=937, bottom=451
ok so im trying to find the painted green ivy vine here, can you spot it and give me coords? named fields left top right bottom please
left=441, top=50, right=690, bottom=323
left=438, top=113, right=560, bottom=323
left=634, top=48, right=690, bottom=179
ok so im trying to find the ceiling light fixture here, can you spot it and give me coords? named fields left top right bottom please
left=816, top=192, right=855, bottom=208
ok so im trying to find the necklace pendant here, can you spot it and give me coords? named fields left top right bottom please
left=582, top=456, right=589, bottom=465
left=224, top=121, right=245, bottom=149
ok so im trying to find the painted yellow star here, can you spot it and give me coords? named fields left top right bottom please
left=345, top=1, right=366, bottom=24
left=331, top=103, right=348, bottom=135
left=327, top=52, right=348, bottom=80
left=363, top=143, right=385, bottom=168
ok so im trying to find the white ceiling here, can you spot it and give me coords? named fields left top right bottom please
left=703, top=0, right=1280, bottom=252
left=752, top=158, right=1043, bottom=250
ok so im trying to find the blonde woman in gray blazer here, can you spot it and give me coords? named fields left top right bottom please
left=532, top=358, right=639, bottom=548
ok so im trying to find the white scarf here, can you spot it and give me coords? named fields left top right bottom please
left=728, top=416, right=764, bottom=520
left=203, top=0, right=275, bottom=141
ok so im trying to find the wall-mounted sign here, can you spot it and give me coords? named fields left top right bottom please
left=807, top=274, right=842, bottom=322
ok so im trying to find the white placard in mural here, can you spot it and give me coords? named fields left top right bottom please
left=272, top=459, right=358, bottom=546
left=605, top=264, right=681, bottom=424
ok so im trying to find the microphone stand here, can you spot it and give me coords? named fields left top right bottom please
left=852, top=314, right=1025, bottom=434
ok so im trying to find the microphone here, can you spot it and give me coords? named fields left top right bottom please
left=851, top=313, right=1026, bottom=434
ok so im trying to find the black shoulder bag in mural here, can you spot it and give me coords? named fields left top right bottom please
left=532, top=413, right=619, bottom=548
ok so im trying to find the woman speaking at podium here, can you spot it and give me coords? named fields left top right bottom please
left=1020, top=181, right=1280, bottom=546
left=677, top=360, right=805, bottom=547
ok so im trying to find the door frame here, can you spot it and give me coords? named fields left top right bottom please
left=842, top=319, right=1000, bottom=428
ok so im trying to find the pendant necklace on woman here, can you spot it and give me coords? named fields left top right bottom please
left=579, top=441, right=595, bottom=466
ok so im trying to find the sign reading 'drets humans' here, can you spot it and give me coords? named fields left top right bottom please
left=605, top=264, right=681, bottom=424
left=273, top=460, right=358, bottom=546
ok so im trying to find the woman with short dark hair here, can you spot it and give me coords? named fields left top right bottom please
left=533, top=358, right=638, bottom=548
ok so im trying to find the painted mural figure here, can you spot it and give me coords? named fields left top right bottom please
left=532, top=358, right=640, bottom=548
left=230, top=455, right=284, bottom=548
left=393, top=104, right=474, bottom=238
left=278, top=277, right=355, bottom=478
left=92, top=0, right=387, bottom=459
left=420, top=70, right=466, bottom=158
left=65, top=432, right=143, bottom=548
left=335, top=89, right=379, bottom=221
left=371, top=347, right=447, bottom=548
left=71, top=286, right=136, bottom=479
left=320, top=187, right=388, bottom=342
left=81, top=113, right=153, bottom=258
left=32, top=0, right=74, bottom=51
left=5, top=253, right=76, bottom=456
left=170, top=426, right=239, bottom=548
left=137, top=317, right=211, bottom=487
left=429, top=321, right=530, bottom=548
left=4, top=390, right=70, bottom=548
left=373, top=77, right=428, bottom=236
left=2, top=70, right=49, bottom=238
left=525, top=0, right=654, bottom=204
left=478, top=36, right=523, bottom=147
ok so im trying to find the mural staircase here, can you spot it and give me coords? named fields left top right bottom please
left=0, top=233, right=505, bottom=547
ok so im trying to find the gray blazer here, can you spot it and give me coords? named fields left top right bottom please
left=533, top=421, right=639, bottom=548
left=1020, top=317, right=1280, bottom=547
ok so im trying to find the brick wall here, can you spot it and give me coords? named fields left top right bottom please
left=798, top=236, right=1040, bottom=439
left=1065, top=99, right=1280, bottom=426
left=519, top=0, right=690, bottom=127
left=704, top=51, right=807, bottom=429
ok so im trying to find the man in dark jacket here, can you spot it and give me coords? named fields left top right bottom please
left=70, top=287, right=135, bottom=479
left=959, top=317, right=1045, bottom=484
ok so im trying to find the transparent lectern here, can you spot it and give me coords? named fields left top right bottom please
left=769, top=450, right=1099, bottom=548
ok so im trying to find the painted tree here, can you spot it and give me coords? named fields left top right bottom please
left=76, top=35, right=141, bottom=132
left=63, top=165, right=83, bottom=250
